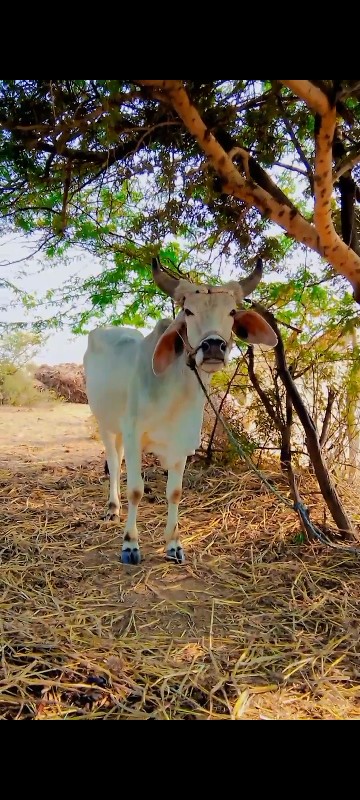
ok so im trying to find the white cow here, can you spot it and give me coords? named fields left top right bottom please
left=83, top=257, right=277, bottom=564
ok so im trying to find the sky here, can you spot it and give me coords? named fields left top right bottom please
left=1, top=221, right=324, bottom=367
left=0, top=234, right=100, bottom=364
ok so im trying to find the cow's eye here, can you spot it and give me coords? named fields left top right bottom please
left=185, top=308, right=194, bottom=317
left=230, top=309, right=237, bottom=317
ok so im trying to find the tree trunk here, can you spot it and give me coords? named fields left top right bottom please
left=346, top=329, right=360, bottom=479
left=319, top=388, right=336, bottom=448
left=280, top=383, right=293, bottom=473
left=252, top=302, right=355, bottom=538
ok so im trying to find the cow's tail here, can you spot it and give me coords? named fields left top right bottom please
left=104, top=460, right=109, bottom=475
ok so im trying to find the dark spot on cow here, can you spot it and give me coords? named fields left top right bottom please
left=196, top=289, right=200, bottom=293
left=219, top=155, right=225, bottom=166
left=314, top=175, right=322, bottom=185
left=129, top=489, right=142, bottom=505
left=124, top=532, right=131, bottom=542
left=278, top=210, right=285, bottom=218
left=203, top=127, right=211, bottom=141
left=174, top=333, right=184, bottom=355
left=320, top=189, right=326, bottom=198
left=322, top=171, right=329, bottom=179
left=290, top=208, right=297, bottom=220
left=170, top=489, right=182, bottom=504
left=109, top=502, right=118, bottom=511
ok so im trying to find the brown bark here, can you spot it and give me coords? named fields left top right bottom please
left=280, top=383, right=293, bottom=473
left=136, top=80, right=360, bottom=301
left=136, top=80, right=321, bottom=253
left=314, top=106, right=360, bottom=300
left=279, top=81, right=330, bottom=115
left=319, top=388, right=336, bottom=448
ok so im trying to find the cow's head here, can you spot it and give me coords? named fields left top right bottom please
left=151, top=257, right=277, bottom=376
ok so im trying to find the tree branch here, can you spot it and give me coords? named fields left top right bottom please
left=251, top=301, right=355, bottom=537
left=333, top=149, right=360, bottom=182
left=319, top=388, right=336, bottom=448
left=314, top=106, right=360, bottom=300
left=278, top=80, right=330, bottom=115
left=136, top=80, right=360, bottom=301
left=246, top=347, right=282, bottom=431
left=135, top=80, right=321, bottom=252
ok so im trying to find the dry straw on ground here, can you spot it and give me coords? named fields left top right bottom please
left=1, top=451, right=360, bottom=720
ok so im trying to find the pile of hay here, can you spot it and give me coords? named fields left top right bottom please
left=35, top=363, right=87, bottom=404
left=1, top=452, right=360, bottom=720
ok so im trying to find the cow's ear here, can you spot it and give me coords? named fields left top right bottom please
left=152, top=315, right=186, bottom=375
left=232, top=309, right=277, bottom=348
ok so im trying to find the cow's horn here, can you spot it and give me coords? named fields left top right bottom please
left=152, top=257, right=180, bottom=298
left=238, top=257, right=263, bottom=298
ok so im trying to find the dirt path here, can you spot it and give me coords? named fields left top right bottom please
left=1, top=403, right=360, bottom=719
left=0, top=403, right=102, bottom=469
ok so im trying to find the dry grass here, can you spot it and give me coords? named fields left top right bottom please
left=1, top=443, right=360, bottom=720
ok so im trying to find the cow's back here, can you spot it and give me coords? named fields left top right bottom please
left=84, top=326, right=144, bottom=430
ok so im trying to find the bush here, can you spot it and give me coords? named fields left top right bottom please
left=0, top=362, right=54, bottom=407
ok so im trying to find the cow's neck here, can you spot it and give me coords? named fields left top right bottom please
left=176, top=353, right=212, bottom=406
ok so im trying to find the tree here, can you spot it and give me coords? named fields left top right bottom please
left=1, top=79, right=360, bottom=330
left=0, top=330, right=48, bottom=406
left=0, top=330, right=45, bottom=367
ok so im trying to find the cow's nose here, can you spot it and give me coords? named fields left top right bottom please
left=201, top=337, right=227, bottom=360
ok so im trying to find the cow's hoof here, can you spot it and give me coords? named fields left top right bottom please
left=104, top=504, right=120, bottom=523
left=105, top=512, right=120, bottom=523
left=166, top=546, right=185, bottom=564
left=121, top=545, right=141, bottom=565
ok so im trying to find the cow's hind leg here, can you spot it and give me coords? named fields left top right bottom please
left=115, top=433, right=124, bottom=493
left=164, top=458, right=187, bottom=564
left=121, top=436, right=143, bottom=565
left=101, top=430, right=120, bottom=521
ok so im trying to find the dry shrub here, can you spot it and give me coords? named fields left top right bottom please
left=0, top=363, right=55, bottom=407
left=35, top=363, right=87, bottom=404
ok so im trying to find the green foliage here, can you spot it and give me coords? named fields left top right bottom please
left=0, top=330, right=46, bottom=367
left=1, top=79, right=359, bottom=334
left=0, top=330, right=52, bottom=407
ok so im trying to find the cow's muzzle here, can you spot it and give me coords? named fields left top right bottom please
left=201, top=336, right=227, bottom=362
left=193, top=336, right=228, bottom=371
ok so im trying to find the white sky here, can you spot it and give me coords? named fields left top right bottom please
left=0, top=222, right=324, bottom=366
left=0, top=234, right=99, bottom=364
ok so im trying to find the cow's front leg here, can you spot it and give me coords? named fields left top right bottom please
left=101, top=430, right=121, bottom=521
left=121, top=435, right=143, bottom=565
left=164, top=458, right=187, bottom=564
